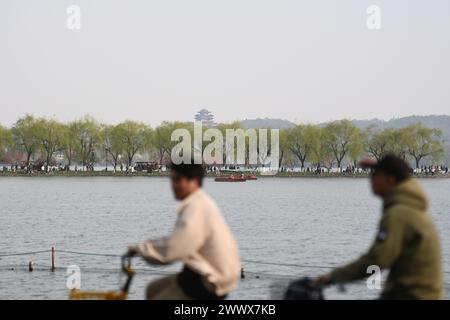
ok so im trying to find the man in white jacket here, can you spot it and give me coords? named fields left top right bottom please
left=128, top=162, right=241, bottom=300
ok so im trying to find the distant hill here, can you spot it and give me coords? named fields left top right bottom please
left=241, top=115, right=450, bottom=163
left=240, top=118, right=296, bottom=129
left=351, top=115, right=450, bottom=139
left=242, top=115, right=450, bottom=136
left=352, top=115, right=450, bottom=164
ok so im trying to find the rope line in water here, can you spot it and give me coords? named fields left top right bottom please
left=1, top=249, right=449, bottom=275
left=242, top=259, right=332, bottom=269
left=56, top=250, right=120, bottom=257
left=2, top=265, right=450, bottom=288
left=0, top=250, right=50, bottom=257
left=2, top=264, right=450, bottom=287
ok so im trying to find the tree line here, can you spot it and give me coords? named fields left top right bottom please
left=0, top=115, right=444, bottom=172
left=281, top=120, right=444, bottom=170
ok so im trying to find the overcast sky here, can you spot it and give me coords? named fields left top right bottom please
left=1, top=0, right=449, bottom=127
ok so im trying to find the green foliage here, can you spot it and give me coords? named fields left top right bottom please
left=0, top=125, right=12, bottom=159
left=402, top=124, right=444, bottom=168
left=102, top=124, right=124, bottom=169
left=33, top=117, right=65, bottom=171
left=0, top=116, right=445, bottom=169
left=11, top=115, right=39, bottom=163
left=286, top=124, right=320, bottom=168
left=153, top=121, right=192, bottom=164
left=71, top=116, right=101, bottom=168
left=321, top=120, right=364, bottom=169
left=60, top=122, right=78, bottom=166
left=113, top=120, right=151, bottom=168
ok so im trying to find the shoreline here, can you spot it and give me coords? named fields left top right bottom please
left=1, top=171, right=449, bottom=179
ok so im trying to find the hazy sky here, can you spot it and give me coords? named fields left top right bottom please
left=1, top=0, right=449, bottom=127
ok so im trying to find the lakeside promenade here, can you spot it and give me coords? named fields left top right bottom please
left=1, top=171, right=449, bottom=179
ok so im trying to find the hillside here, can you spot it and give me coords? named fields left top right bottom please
left=241, top=115, right=450, bottom=163
left=352, top=115, right=450, bottom=139
left=240, top=118, right=296, bottom=129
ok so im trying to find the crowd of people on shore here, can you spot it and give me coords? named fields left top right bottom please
left=277, top=164, right=450, bottom=176
left=414, top=165, right=450, bottom=175
left=2, top=161, right=450, bottom=177
left=0, top=162, right=169, bottom=174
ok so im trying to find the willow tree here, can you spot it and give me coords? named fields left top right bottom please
left=402, top=124, right=443, bottom=168
left=114, top=120, right=151, bottom=169
left=322, top=120, right=362, bottom=170
left=60, top=122, right=78, bottom=167
left=366, top=129, right=390, bottom=160
left=153, top=122, right=181, bottom=165
left=34, top=118, right=64, bottom=172
left=102, top=124, right=124, bottom=171
left=72, top=116, right=101, bottom=170
left=151, top=121, right=194, bottom=164
left=11, top=115, right=39, bottom=164
left=386, top=128, right=409, bottom=159
left=286, top=124, right=320, bottom=170
left=0, top=125, right=12, bottom=160
left=366, top=128, right=409, bottom=160
left=348, top=128, right=368, bottom=167
left=310, top=127, right=334, bottom=171
left=278, top=129, right=289, bottom=168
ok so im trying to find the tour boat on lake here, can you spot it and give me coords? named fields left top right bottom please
left=214, top=174, right=247, bottom=182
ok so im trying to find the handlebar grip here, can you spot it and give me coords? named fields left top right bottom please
left=121, top=255, right=131, bottom=271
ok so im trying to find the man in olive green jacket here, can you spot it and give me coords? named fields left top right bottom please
left=318, top=155, right=443, bottom=299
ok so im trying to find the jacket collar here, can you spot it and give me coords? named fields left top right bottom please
left=382, top=178, right=427, bottom=212
left=176, top=188, right=204, bottom=214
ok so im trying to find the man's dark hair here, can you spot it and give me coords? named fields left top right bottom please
left=170, top=160, right=205, bottom=186
left=373, top=154, right=410, bottom=183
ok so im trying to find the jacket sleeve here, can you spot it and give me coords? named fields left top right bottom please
left=330, top=211, right=406, bottom=283
left=135, top=204, right=207, bottom=265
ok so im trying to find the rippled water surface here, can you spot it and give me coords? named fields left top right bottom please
left=0, top=177, right=448, bottom=299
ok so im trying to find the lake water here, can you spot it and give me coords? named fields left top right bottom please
left=0, top=177, right=448, bottom=300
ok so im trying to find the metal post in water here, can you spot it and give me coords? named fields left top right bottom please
left=51, top=246, right=55, bottom=272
